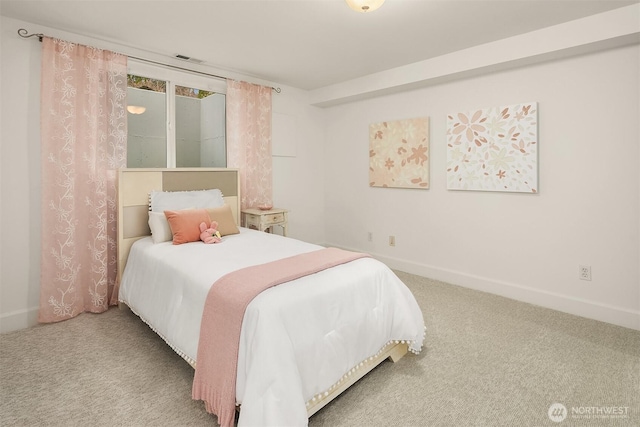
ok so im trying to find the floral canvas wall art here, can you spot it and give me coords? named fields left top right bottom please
left=369, top=117, right=429, bottom=189
left=446, top=102, right=538, bottom=193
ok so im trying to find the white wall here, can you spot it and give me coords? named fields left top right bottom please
left=322, top=44, right=640, bottom=330
left=272, top=86, right=326, bottom=244
left=1, top=17, right=42, bottom=332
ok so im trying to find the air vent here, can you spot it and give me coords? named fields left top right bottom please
left=175, top=54, right=205, bottom=64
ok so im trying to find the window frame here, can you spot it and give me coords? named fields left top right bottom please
left=127, top=59, right=227, bottom=168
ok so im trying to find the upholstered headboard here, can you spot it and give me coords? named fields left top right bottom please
left=117, top=168, right=240, bottom=282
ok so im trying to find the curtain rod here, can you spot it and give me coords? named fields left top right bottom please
left=17, top=28, right=282, bottom=93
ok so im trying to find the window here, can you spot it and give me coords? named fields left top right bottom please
left=175, top=85, right=226, bottom=168
left=127, top=76, right=167, bottom=167
left=126, top=60, right=227, bottom=168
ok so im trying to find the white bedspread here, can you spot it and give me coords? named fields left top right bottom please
left=119, top=228, right=424, bottom=426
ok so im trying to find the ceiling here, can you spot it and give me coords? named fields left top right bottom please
left=1, top=0, right=637, bottom=90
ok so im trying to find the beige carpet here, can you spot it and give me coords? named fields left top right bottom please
left=1, top=271, right=638, bottom=426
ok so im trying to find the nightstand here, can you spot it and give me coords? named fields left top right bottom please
left=241, top=208, right=288, bottom=236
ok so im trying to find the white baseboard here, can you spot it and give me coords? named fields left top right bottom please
left=339, top=246, right=640, bottom=331
left=0, top=307, right=39, bottom=333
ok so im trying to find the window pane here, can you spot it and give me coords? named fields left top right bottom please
left=175, top=85, right=226, bottom=168
left=127, top=75, right=167, bottom=167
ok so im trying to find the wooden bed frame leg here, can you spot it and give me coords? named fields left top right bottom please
left=388, top=342, right=408, bottom=363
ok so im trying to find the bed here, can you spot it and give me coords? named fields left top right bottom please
left=116, top=168, right=425, bottom=426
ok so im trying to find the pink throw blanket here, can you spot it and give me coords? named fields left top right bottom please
left=192, top=247, right=370, bottom=427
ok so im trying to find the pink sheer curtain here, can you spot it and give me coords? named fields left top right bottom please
left=39, top=38, right=127, bottom=323
left=226, top=80, right=273, bottom=209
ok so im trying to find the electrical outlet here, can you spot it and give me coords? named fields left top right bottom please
left=579, top=265, right=591, bottom=281
left=367, top=232, right=373, bottom=242
left=389, top=235, right=395, bottom=246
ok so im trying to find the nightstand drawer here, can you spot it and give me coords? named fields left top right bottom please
left=263, top=213, right=284, bottom=225
left=241, top=208, right=289, bottom=237
left=244, top=216, right=262, bottom=229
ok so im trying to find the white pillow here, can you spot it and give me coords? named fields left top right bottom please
left=148, top=211, right=174, bottom=244
left=150, top=189, right=224, bottom=212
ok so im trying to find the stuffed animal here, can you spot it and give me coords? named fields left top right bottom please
left=199, top=221, right=222, bottom=244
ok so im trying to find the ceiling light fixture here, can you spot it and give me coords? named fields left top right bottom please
left=127, top=105, right=146, bottom=115
left=345, top=0, right=385, bottom=13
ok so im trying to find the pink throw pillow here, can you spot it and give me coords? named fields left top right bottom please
left=164, top=209, right=211, bottom=245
